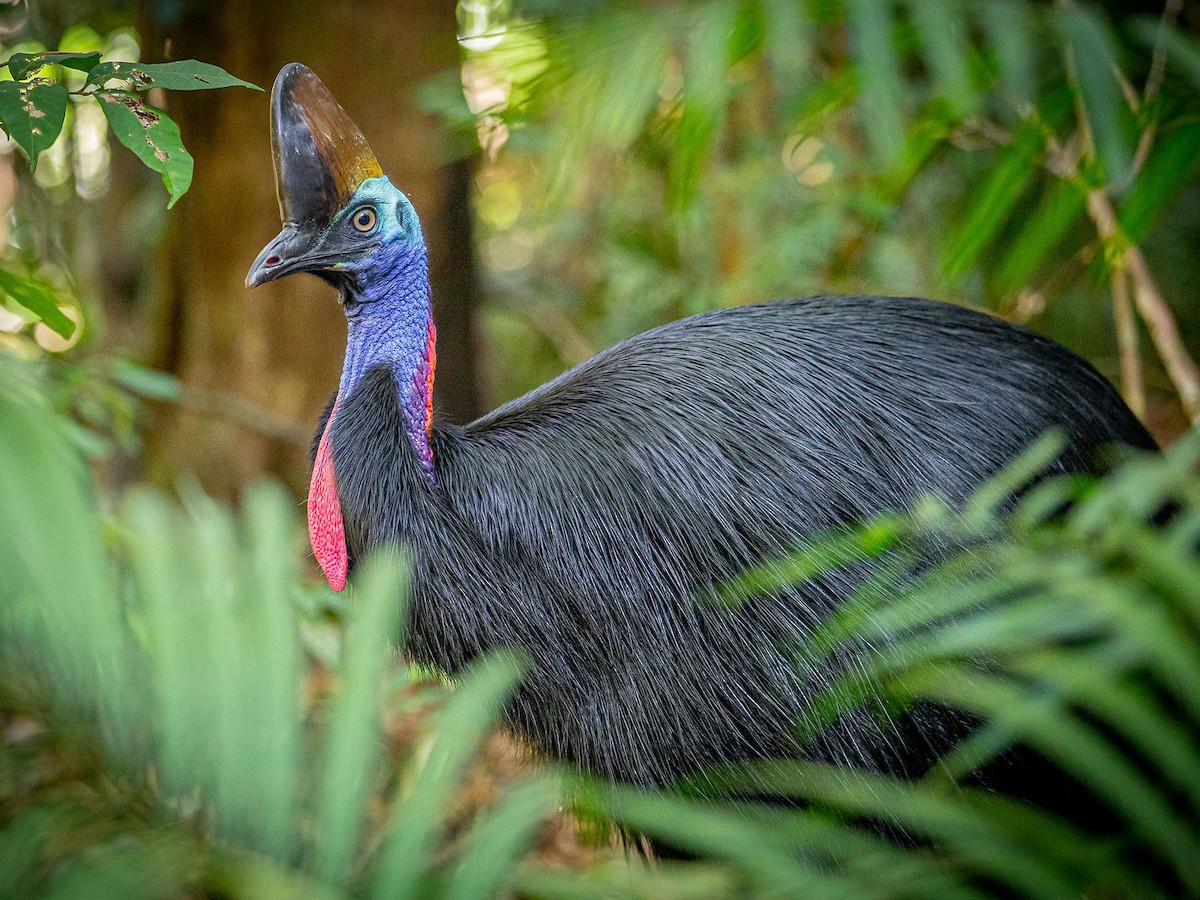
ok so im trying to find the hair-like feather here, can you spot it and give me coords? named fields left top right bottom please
left=324, top=293, right=1155, bottom=787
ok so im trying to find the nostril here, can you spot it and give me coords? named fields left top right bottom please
left=266, top=255, right=280, bottom=265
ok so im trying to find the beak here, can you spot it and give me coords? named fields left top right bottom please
left=245, top=63, right=382, bottom=288
left=245, top=224, right=317, bottom=287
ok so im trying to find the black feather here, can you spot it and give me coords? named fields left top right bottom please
left=324, top=294, right=1155, bottom=787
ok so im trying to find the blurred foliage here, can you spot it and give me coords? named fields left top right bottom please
left=446, top=0, right=1200, bottom=434
left=4, top=346, right=1200, bottom=897
left=0, top=26, right=257, bottom=469
left=0, top=39, right=256, bottom=347
left=1, top=2, right=1200, bottom=897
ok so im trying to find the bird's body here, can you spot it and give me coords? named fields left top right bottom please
left=248, top=64, right=1155, bottom=790
left=327, top=294, right=1154, bottom=785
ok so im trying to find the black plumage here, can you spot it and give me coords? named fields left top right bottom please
left=324, top=293, right=1155, bottom=787
left=247, top=64, right=1155, bottom=795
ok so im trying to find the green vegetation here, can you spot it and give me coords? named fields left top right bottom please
left=3, top=338, right=1200, bottom=897
left=454, top=0, right=1200, bottom=431
left=1, top=1, right=1199, bottom=897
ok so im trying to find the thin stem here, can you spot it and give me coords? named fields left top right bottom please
left=1110, top=263, right=1146, bottom=419
left=1132, top=0, right=1183, bottom=176
left=1144, top=0, right=1182, bottom=105
left=1086, top=188, right=1200, bottom=424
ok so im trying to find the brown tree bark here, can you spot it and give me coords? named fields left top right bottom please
left=140, top=0, right=480, bottom=499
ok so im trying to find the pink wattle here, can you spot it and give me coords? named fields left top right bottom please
left=308, top=397, right=348, bottom=592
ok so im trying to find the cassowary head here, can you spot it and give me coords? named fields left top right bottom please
left=245, top=64, right=439, bottom=592
left=245, top=63, right=426, bottom=305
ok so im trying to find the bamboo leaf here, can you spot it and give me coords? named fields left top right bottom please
left=977, top=0, right=1037, bottom=109
left=906, top=0, right=973, bottom=113
left=846, top=0, right=906, bottom=162
left=1131, top=14, right=1200, bottom=95
left=1119, top=121, right=1200, bottom=243
left=942, top=122, right=1042, bottom=280
left=1056, top=5, right=1135, bottom=190
left=994, top=178, right=1087, bottom=295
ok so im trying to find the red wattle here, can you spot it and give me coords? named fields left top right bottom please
left=309, top=398, right=348, bottom=592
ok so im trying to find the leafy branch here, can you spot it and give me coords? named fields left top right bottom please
left=0, top=50, right=259, bottom=339
left=0, top=50, right=259, bottom=206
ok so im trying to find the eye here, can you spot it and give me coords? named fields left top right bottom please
left=351, top=206, right=377, bottom=233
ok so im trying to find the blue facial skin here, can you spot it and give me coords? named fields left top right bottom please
left=321, top=176, right=435, bottom=470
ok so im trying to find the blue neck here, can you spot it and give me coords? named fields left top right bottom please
left=339, top=244, right=436, bottom=474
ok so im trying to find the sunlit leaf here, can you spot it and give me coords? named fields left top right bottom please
left=5, top=50, right=101, bottom=80
left=0, top=268, right=74, bottom=338
left=97, top=93, right=194, bottom=207
left=0, top=81, right=68, bottom=171
left=87, top=59, right=261, bottom=91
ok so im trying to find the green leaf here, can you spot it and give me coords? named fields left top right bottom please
left=0, top=81, right=68, bottom=171
left=1056, top=6, right=1135, bottom=191
left=993, top=178, right=1086, bottom=295
left=313, top=551, right=407, bottom=886
left=906, top=0, right=973, bottom=113
left=87, top=59, right=261, bottom=92
left=0, top=268, right=74, bottom=337
left=942, top=122, right=1042, bottom=280
left=577, top=783, right=879, bottom=898
left=1131, top=15, right=1200, bottom=96
left=704, top=761, right=1090, bottom=899
left=5, top=50, right=102, bottom=80
left=978, top=0, right=1037, bottom=109
left=846, top=0, right=907, bottom=162
left=371, top=651, right=526, bottom=900
left=96, top=93, right=194, bottom=207
left=109, top=359, right=181, bottom=401
left=667, top=2, right=735, bottom=212
left=1119, top=121, right=1200, bottom=243
left=445, top=775, right=559, bottom=900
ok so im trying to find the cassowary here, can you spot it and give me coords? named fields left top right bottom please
left=247, top=64, right=1155, bottom=789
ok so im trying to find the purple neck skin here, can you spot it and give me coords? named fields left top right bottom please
left=338, top=244, right=436, bottom=476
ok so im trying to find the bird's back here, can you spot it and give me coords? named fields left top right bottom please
left=335, top=294, right=1154, bottom=786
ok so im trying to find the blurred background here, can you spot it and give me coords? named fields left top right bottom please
left=3, top=2, right=1200, bottom=895
left=0, top=0, right=1196, bottom=510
